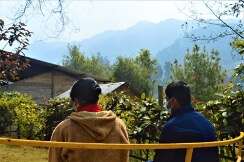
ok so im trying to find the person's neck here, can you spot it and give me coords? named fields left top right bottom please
left=76, top=103, right=101, bottom=112
left=171, top=104, right=194, bottom=116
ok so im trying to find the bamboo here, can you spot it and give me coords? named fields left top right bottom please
left=236, top=140, right=243, bottom=162
left=0, top=132, right=243, bottom=150
left=185, top=148, right=193, bottom=162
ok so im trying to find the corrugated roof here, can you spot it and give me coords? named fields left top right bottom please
left=57, top=82, right=126, bottom=98
left=99, top=82, right=126, bottom=94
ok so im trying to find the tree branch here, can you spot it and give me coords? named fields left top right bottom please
left=203, top=1, right=244, bottom=39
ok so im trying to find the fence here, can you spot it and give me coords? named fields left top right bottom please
left=0, top=132, right=243, bottom=162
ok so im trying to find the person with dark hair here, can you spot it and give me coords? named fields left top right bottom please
left=153, top=81, right=219, bottom=162
left=48, top=77, right=129, bottom=162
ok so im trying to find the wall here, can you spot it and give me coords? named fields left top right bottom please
left=2, top=71, right=77, bottom=103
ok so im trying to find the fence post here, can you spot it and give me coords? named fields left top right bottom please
left=158, top=85, right=164, bottom=107
left=185, top=148, right=193, bottom=162
left=17, top=124, right=20, bottom=139
left=237, top=141, right=243, bottom=162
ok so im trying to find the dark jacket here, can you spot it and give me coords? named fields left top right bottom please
left=153, top=105, right=219, bottom=162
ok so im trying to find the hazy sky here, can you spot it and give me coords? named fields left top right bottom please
left=0, top=0, right=222, bottom=42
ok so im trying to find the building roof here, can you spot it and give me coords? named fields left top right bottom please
left=0, top=50, right=109, bottom=83
left=0, top=80, right=13, bottom=87
left=57, top=82, right=126, bottom=98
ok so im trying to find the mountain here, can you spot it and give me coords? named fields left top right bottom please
left=26, top=19, right=241, bottom=71
left=78, top=19, right=183, bottom=60
left=26, top=19, right=184, bottom=63
left=156, top=25, right=241, bottom=70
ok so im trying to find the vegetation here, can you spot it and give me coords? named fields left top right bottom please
left=0, top=19, right=32, bottom=80
left=113, top=49, right=160, bottom=96
left=197, top=86, right=244, bottom=139
left=185, top=1, right=244, bottom=41
left=231, top=39, right=244, bottom=85
left=63, top=47, right=161, bottom=96
left=171, top=45, right=226, bottom=101
left=63, top=45, right=112, bottom=79
left=0, top=92, right=44, bottom=139
left=41, top=97, right=72, bottom=140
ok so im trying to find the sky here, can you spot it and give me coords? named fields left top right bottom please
left=0, top=0, right=219, bottom=43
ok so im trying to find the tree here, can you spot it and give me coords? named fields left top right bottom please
left=171, top=45, right=226, bottom=101
left=162, top=61, right=172, bottom=84
left=0, top=19, right=32, bottom=80
left=63, top=45, right=112, bottom=79
left=184, top=0, right=244, bottom=41
left=231, top=39, right=244, bottom=85
left=113, top=49, right=159, bottom=95
left=63, top=45, right=85, bottom=71
left=135, top=49, right=157, bottom=74
left=15, top=0, right=66, bottom=32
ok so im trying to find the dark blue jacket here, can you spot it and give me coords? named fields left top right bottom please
left=153, top=105, right=219, bottom=162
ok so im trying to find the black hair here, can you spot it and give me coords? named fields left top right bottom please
left=165, top=81, right=191, bottom=106
left=70, top=77, right=102, bottom=105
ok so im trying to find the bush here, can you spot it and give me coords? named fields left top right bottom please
left=100, top=92, right=169, bottom=162
left=41, top=97, right=73, bottom=140
left=196, top=88, right=244, bottom=139
left=0, top=92, right=44, bottom=139
left=196, top=86, right=244, bottom=161
left=100, top=92, right=169, bottom=143
left=0, top=107, right=13, bottom=134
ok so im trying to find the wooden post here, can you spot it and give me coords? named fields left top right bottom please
left=185, top=148, right=193, bottom=162
left=17, top=124, right=20, bottom=139
left=51, top=71, right=54, bottom=98
left=237, top=141, right=243, bottom=162
left=158, top=85, right=164, bottom=107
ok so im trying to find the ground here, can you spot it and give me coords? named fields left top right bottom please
left=0, top=144, right=48, bottom=162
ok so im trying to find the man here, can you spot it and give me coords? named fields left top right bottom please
left=48, top=77, right=129, bottom=162
left=153, top=81, right=219, bottom=162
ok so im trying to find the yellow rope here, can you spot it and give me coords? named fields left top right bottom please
left=0, top=132, right=243, bottom=150
left=0, top=132, right=243, bottom=162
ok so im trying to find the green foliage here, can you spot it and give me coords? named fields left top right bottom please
left=41, top=97, right=73, bottom=140
left=100, top=92, right=168, bottom=161
left=196, top=88, right=244, bottom=138
left=0, top=92, right=44, bottom=139
left=113, top=57, right=148, bottom=95
left=113, top=49, right=160, bottom=95
left=0, top=19, right=32, bottom=80
left=171, top=45, right=226, bottom=101
left=231, top=39, right=244, bottom=55
left=100, top=92, right=168, bottom=143
left=0, top=107, right=13, bottom=134
left=231, top=39, right=244, bottom=84
left=63, top=45, right=112, bottom=79
left=63, top=47, right=161, bottom=96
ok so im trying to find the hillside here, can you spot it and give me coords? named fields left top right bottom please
left=26, top=19, right=241, bottom=70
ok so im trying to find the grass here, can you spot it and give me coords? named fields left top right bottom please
left=0, top=145, right=48, bottom=162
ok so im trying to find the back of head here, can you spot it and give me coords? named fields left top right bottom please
left=70, top=77, right=102, bottom=105
left=165, top=81, right=191, bottom=106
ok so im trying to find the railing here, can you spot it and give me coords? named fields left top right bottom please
left=0, top=132, right=243, bottom=162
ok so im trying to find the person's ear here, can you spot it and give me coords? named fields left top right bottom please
left=73, top=98, right=80, bottom=107
left=172, top=98, right=180, bottom=108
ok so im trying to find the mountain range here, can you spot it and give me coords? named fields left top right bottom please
left=26, top=19, right=241, bottom=70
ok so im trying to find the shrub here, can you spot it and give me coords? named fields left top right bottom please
left=196, top=88, right=244, bottom=139
left=100, top=92, right=169, bottom=162
left=100, top=92, right=169, bottom=143
left=41, top=97, right=73, bottom=140
left=0, top=91, right=44, bottom=139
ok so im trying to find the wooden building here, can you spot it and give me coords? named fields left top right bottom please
left=0, top=55, right=109, bottom=103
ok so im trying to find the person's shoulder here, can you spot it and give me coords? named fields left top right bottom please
left=53, top=118, right=72, bottom=131
left=115, top=116, right=126, bottom=127
left=163, top=117, right=178, bottom=131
